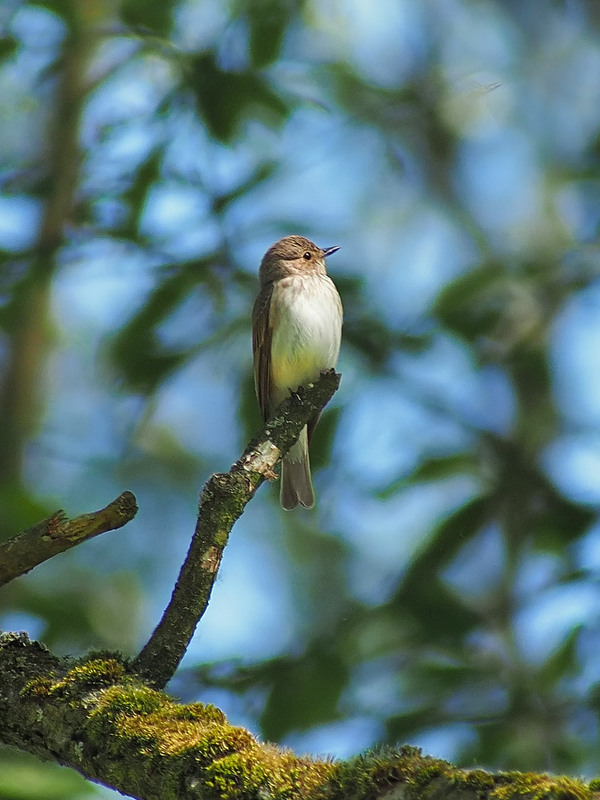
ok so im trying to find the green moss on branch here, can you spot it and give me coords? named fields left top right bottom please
left=2, top=634, right=594, bottom=800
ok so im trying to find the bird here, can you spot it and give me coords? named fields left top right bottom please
left=252, top=235, right=342, bottom=510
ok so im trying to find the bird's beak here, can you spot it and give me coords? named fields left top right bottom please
left=323, top=246, right=340, bottom=257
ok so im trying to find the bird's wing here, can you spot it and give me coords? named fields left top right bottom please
left=252, top=283, right=274, bottom=421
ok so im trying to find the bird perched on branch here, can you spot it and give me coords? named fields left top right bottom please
left=252, top=235, right=342, bottom=510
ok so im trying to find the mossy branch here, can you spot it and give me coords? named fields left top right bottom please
left=0, top=491, right=138, bottom=587
left=132, top=368, right=341, bottom=689
left=0, top=632, right=594, bottom=800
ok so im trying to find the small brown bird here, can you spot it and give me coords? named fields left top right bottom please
left=252, top=235, right=343, bottom=509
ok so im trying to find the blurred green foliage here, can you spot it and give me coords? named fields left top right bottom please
left=2, top=0, right=600, bottom=796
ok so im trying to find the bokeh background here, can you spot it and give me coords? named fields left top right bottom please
left=2, top=0, right=600, bottom=796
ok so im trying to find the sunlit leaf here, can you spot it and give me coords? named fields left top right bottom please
left=110, top=259, right=217, bottom=393
left=0, top=36, right=18, bottom=62
left=189, top=53, right=288, bottom=142
left=243, top=0, right=296, bottom=68
left=432, top=264, right=505, bottom=342
left=379, top=453, right=476, bottom=498
left=260, top=645, right=349, bottom=739
left=120, top=0, right=175, bottom=35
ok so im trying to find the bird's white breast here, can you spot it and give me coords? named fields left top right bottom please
left=270, top=274, right=342, bottom=400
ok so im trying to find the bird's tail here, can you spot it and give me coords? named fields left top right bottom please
left=280, top=426, right=314, bottom=510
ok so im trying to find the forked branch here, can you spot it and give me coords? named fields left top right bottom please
left=132, top=369, right=341, bottom=688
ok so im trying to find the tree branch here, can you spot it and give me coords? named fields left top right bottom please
left=0, top=492, right=138, bottom=587
left=132, top=369, right=341, bottom=688
left=0, top=376, right=592, bottom=800
left=0, top=631, right=592, bottom=800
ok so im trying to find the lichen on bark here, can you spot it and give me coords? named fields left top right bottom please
left=1, top=632, right=596, bottom=800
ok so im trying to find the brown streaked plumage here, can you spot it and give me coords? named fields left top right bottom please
left=252, top=235, right=342, bottom=509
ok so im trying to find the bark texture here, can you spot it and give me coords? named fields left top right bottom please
left=132, top=369, right=341, bottom=688
left=0, top=632, right=593, bottom=800
left=0, top=492, right=138, bottom=587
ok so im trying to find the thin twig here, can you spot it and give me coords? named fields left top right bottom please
left=0, top=492, right=138, bottom=588
left=132, top=369, right=341, bottom=688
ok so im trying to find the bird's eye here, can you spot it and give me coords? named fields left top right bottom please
left=303, top=251, right=311, bottom=260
